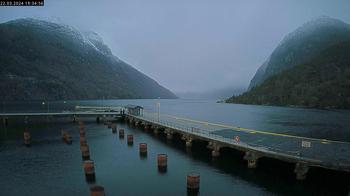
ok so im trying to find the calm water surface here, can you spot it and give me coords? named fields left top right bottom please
left=0, top=99, right=349, bottom=195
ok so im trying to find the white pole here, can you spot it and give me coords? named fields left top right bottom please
left=157, top=97, right=160, bottom=122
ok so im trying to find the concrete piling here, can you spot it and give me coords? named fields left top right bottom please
left=65, top=134, right=72, bottom=144
left=81, top=144, right=90, bottom=160
left=119, top=129, right=125, bottom=138
left=166, top=132, right=173, bottom=140
left=186, top=138, right=192, bottom=148
left=90, top=185, right=105, bottom=196
left=144, top=124, right=149, bottom=131
left=79, top=121, right=85, bottom=130
left=139, top=143, right=147, bottom=156
left=80, top=136, right=88, bottom=146
left=244, top=151, right=260, bottom=169
left=61, top=130, right=67, bottom=140
left=187, top=172, right=200, bottom=194
left=211, top=145, right=220, bottom=158
left=165, top=129, right=173, bottom=140
left=153, top=128, right=159, bottom=135
left=2, top=117, right=8, bottom=126
left=294, top=162, right=309, bottom=180
left=127, top=134, right=134, bottom=145
left=61, top=130, right=72, bottom=144
left=23, top=129, right=31, bottom=147
left=80, top=128, right=86, bottom=137
left=83, top=160, right=96, bottom=182
left=157, top=154, right=168, bottom=172
left=112, top=124, right=117, bottom=133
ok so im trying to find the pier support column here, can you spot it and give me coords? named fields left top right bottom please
left=3, top=117, right=8, bottom=126
left=153, top=127, right=159, bottom=135
left=207, top=142, right=212, bottom=149
left=144, top=124, right=150, bottom=131
left=185, top=138, right=193, bottom=148
left=165, top=129, right=173, bottom=140
left=182, top=134, right=192, bottom=148
left=211, top=143, right=221, bottom=157
left=244, top=151, right=260, bottom=169
left=134, top=120, right=138, bottom=127
left=294, top=162, right=309, bottom=180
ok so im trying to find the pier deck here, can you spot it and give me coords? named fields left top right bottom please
left=126, top=111, right=350, bottom=175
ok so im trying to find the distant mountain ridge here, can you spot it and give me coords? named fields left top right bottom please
left=227, top=16, right=350, bottom=109
left=176, top=87, right=245, bottom=100
left=0, top=18, right=177, bottom=100
left=249, top=16, right=350, bottom=89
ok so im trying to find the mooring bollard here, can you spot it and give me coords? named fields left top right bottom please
left=157, top=154, right=168, bottom=172
left=90, top=185, right=105, bottom=196
left=187, top=172, right=200, bottom=194
left=23, top=130, right=31, bottom=147
left=81, top=144, right=90, bottom=160
left=127, top=134, right=134, bottom=145
left=119, top=129, right=125, bottom=138
left=83, top=160, right=96, bottom=182
left=112, top=124, right=117, bottom=133
left=139, top=143, right=147, bottom=156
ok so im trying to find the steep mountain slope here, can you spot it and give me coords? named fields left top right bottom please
left=249, top=16, right=350, bottom=89
left=227, top=41, right=350, bottom=109
left=0, top=18, right=177, bottom=100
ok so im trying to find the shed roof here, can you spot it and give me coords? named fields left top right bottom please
left=125, top=104, right=143, bottom=109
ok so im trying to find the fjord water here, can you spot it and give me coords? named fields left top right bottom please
left=0, top=99, right=350, bottom=196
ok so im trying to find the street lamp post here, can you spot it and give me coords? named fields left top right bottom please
left=157, top=97, right=160, bottom=122
left=63, top=101, right=67, bottom=111
left=42, top=101, right=45, bottom=112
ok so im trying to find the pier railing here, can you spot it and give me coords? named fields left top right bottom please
left=127, top=112, right=350, bottom=171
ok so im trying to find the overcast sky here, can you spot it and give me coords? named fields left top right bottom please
left=1, top=0, right=350, bottom=93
